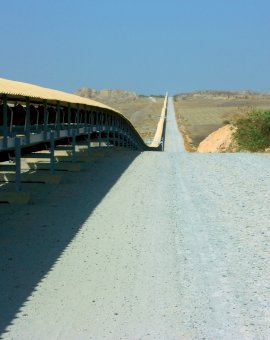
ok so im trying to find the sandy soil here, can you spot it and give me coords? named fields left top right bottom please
left=197, top=124, right=236, bottom=153
left=0, top=99, right=270, bottom=339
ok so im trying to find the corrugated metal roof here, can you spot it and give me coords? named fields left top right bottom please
left=0, top=77, right=120, bottom=114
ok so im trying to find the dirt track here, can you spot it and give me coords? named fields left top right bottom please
left=1, top=98, right=270, bottom=339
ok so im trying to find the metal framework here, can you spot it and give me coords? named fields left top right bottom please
left=0, top=94, right=149, bottom=158
left=0, top=81, right=167, bottom=197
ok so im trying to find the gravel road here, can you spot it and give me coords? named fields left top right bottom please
left=1, top=98, right=270, bottom=339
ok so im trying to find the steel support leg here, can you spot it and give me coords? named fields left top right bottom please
left=87, top=127, right=91, bottom=155
left=113, top=129, right=116, bottom=146
left=25, top=99, right=31, bottom=144
left=50, top=131, right=55, bottom=174
left=15, top=137, right=21, bottom=192
left=3, top=95, right=8, bottom=149
left=117, top=130, right=121, bottom=147
left=72, top=129, right=76, bottom=163
left=106, top=128, right=109, bottom=146
left=98, top=128, right=101, bottom=147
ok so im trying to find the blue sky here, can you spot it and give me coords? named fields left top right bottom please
left=1, top=0, right=269, bottom=95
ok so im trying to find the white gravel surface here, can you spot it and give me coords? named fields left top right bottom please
left=0, top=98, right=270, bottom=339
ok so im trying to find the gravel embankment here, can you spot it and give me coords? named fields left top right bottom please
left=0, top=98, right=269, bottom=339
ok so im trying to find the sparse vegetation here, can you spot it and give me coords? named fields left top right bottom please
left=139, top=94, right=165, bottom=98
left=233, top=109, right=270, bottom=151
left=173, top=91, right=270, bottom=150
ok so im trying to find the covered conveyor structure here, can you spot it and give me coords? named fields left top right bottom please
left=0, top=78, right=151, bottom=160
left=0, top=78, right=167, bottom=202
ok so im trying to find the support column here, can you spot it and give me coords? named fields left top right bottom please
left=126, top=127, right=131, bottom=149
left=67, top=104, right=71, bottom=136
left=98, top=113, right=102, bottom=147
left=87, top=126, right=91, bottom=155
left=90, top=111, right=94, bottom=132
left=72, top=129, right=76, bottom=163
left=84, top=105, right=88, bottom=133
left=106, top=113, right=109, bottom=145
left=56, top=101, right=60, bottom=138
left=76, top=105, right=80, bottom=134
left=15, top=137, right=21, bottom=192
left=92, top=111, right=96, bottom=133
left=50, top=131, right=55, bottom=175
left=113, top=124, right=116, bottom=146
left=111, top=116, right=115, bottom=146
left=25, top=97, right=31, bottom=144
left=44, top=100, right=48, bottom=140
left=117, top=122, right=121, bottom=146
left=119, top=119, right=123, bottom=147
left=3, top=95, right=8, bottom=148
left=122, top=121, right=127, bottom=148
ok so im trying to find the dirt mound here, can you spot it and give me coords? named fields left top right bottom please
left=197, top=124, right=236, bottom=153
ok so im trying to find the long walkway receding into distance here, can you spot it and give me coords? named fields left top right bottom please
left=1, top=97, right=270, bottom=339
left=164, top=97, right=185, bottom=152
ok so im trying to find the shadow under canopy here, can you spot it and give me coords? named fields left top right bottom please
left=0, top=149, right=140, bottom=335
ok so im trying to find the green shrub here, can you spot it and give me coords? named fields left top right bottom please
left=233, top=109, right=270, bottom=151
left=222, top=119, right=231, bottom=125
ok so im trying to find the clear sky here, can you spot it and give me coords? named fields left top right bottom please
left=1, top=0, right=269, bottom=95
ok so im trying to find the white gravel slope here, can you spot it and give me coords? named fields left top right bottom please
left=1, top=98, right=270, bottom=339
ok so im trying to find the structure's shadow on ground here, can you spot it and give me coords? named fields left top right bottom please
left=0, top=149, right=140, bottom=336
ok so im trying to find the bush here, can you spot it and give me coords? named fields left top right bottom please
left=222, top=119, right=231, bottom=125
left=233, top=109, right=270, bottom=151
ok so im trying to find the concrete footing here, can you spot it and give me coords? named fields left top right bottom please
left=26, top=162, right=81, bottom=172
left=0, top=173, right=61, bottom=184
left=0, top=192, right=30, bottom=204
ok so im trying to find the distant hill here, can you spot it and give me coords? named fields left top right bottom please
left=173, top=90, right=268, bottom=101
left=75, top=88, right=138, bottom=102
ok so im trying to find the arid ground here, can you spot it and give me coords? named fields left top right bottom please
left=173, top=91, right=270, bottom=150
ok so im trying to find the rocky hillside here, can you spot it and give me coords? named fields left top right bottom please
left=75, top=88, right=138, bottom=102
left=174, top=90, right=270, bottom=102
